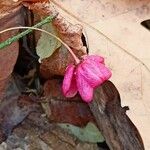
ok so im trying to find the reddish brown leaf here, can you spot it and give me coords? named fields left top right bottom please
left=40, top=47, right=76, bottom=78
left=43, top=79, right=81, bottom=101
left=0, top=42, right=19, bottom=81
left=0, top=4, right=25, bottom=82
left=48, top=100, right=95, bottom=127
left=40, top=46, right=85, bottom=78
left=0, top=4, right=31, bottom=101
left=43, top=79, right=95, bottom=126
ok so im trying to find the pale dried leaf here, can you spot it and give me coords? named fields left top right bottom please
left=53, top=1, right=150, bottom=149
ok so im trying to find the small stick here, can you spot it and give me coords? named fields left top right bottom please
left=0, top=16, right=54, bottom=50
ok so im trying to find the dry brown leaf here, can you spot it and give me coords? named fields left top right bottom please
left=42, top=79, right=95, bottom=126
left=0, top=3, right=25, bottom=89
left=0, top=42, right=19, bottom=81
left=40, top=46, right=85, bottom=78
left=24, top=1, right=86, bottom=51
left=0, top=77, right=39, bottom=144
left=23, top=1, right=87, bottom=77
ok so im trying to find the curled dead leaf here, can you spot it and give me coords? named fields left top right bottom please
left=24, top=1, right=87, bottom=77
left=25, top=2, right=86, bottom=50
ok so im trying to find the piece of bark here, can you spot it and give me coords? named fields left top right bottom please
left=89, top=81, right=144, bottom=150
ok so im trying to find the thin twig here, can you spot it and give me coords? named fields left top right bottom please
left=0, top=16, right=54, bottom=49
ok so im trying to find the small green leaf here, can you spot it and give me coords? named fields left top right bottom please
left=58, top=122, right=104, bottom=143
left=36, top=23, right=61, bottom=62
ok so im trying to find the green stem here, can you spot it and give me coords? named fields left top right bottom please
left=0, top=16, right=54, bottom=50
